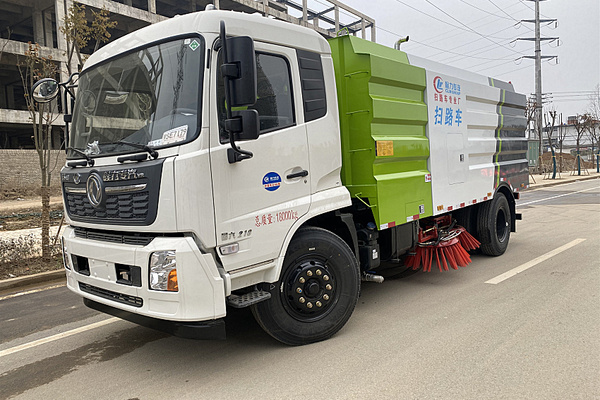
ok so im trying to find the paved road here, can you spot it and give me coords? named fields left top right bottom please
left=1, top=179, right=598, bottom=400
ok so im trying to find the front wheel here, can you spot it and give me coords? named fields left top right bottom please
left=477, top=192, right=511, bottom=256
left=251, top=227, right=360, bottom=345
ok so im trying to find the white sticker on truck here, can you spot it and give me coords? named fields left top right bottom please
left=147, top=125, right=188, bottom=147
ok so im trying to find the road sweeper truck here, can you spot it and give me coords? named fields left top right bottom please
left=32, top=9, right=528, bottom=345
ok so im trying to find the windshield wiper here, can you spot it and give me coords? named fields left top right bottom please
left=117, top=141, right=159, bottom=159
left=66, top=147, right=95, bottom=167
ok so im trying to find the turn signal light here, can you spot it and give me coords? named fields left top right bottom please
left=167, top=269, right=178, bottom=291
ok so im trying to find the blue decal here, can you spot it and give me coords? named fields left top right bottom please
left=263, top=172, right=281, bottom=191
left=434, top=106, right=443, bottom=125
left=445, top=108, right=453, bottom=126
left=455, top=109, right=463, bottom=126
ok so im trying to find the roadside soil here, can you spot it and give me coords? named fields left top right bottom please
left=539, top=152, right=596, bottom=171
left=0, top=195, right=64, bottom=279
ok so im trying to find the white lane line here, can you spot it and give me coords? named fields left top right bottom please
left=485, top=239, right=587, bottom=285
left=0, top=283, right=66, bottom=301
left=0, top=317, right=119, bottom=358
left=518, top=186, right=599, bottom=207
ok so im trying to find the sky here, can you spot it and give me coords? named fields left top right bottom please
left=301, top=0, right=600, bottom=120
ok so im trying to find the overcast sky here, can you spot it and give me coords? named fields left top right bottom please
left=304, top=0, right=599, bottom=119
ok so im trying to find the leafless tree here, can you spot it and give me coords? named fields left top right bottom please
left=18, top=43, right=60, bottom=264
left=60, top=3, right=117, bottom=74
left=556, top=113, right=568, bottom=172
left=587, top=85, right=600, bottom=172
left=544, top=110, right=558, bottom=178
left=572, top=114, right=591, bottom=176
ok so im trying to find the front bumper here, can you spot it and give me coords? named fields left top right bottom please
left=84, top=298, right=225, bottom=339
left=63, top=226, right=226, bottom=328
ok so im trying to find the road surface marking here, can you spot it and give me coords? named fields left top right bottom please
left=518, top=186, right=599, bottom=207
left=0, top=317, right=119, bottom=358
left=485, top=238, right=587, bottom=285
left=0, top=283, right=66, bottom=301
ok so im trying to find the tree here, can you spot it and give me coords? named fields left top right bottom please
left=60, top=3, right=117, bottom=74
left=18, top=43, right=60, bottom=264
left=544, top=110, right=558, bottom=178
left=556, top=113, right=568, bottom=173
left=572, top=114, right=590, bottom=176
left=587, top=85, right=600, bottom=172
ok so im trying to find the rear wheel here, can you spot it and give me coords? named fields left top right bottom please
left=477, top=192, right=511, bottom=256
left=251, top=227, right=360, bottom=345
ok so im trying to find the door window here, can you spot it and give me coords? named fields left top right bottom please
left=217, top=52, right=295, bottom=143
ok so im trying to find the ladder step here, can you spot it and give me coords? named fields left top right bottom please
left=227, top=290, right=271, bottom=308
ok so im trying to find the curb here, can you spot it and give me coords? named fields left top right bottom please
left=528, top=174, right=599, bottom=190
left=0, top=269, right=65, bottom=292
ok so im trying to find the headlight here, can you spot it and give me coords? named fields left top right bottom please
left=149, top=250, right=178, bottom=291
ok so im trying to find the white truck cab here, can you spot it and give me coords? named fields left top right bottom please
left=57, top=10, right=354, bottom=342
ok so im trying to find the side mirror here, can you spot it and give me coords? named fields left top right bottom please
left=31, top=78, right=59, bottom=103
left=226, top=110, right=259, bottom=141
left=221, top=37, right=257, bottom=107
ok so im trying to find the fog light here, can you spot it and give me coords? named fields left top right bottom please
left=149, top=250, right=177, bottom=291
left=61, top=237, right=71, bottom=270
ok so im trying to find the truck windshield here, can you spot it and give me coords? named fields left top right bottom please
left=68, top=36, right=204, bottom=159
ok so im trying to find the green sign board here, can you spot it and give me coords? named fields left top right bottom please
left=528, top=140, right=539, bottom=167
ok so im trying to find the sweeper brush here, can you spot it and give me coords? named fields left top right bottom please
left=404, top=215, right=481, bottom=272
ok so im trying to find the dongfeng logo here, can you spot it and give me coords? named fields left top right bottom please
left=86, top=172, right=104, bottom=207
left=433, top=76, right=444, bottom=93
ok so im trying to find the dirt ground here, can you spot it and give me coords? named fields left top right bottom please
left=539, top=152, right=596, bottom=171
left=0, top=195, right=64, bottom=279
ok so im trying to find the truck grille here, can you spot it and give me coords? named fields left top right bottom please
left=74, top=227, right=154, bottom=246
left=66, top=191, right=150, bottom=222
left=79, top=282, right=143, bottom=308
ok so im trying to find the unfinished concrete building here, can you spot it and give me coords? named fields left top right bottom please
left=0, top=0, right=375, bottom=150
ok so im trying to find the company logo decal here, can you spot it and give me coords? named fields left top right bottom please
left=263, top=172, right=281, bottom=191
left=433, top=76, right=444, bottom=93
left=434, top=76, right=461, bottom=96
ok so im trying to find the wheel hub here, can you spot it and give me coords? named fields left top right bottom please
left=283, top=259, right=336, bottom=320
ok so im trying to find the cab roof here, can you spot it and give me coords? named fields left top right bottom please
left=84, top=9, right=330, bottom=71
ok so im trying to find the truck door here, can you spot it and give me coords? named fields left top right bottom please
left=209, top=42, right=310, bottom=272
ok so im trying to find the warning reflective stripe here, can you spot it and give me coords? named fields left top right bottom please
left=379, top=221, right=396, bottom=230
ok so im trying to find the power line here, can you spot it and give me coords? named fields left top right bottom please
left=407, top=0, right=527, bottom=48
left=420, top=0, right=524, bottom=57
left=392, top=0, right=513, bottom=41
left=487, top=0, right=522, bottom=23
left=376, top=25, right=513, bottom=61
left=494, top=63, right=531, bottom=77
left=439, top=34, right=556, bottom=66
left=460, top=0, right=516, bottom=21
left=433, top=24, right=522, bottom=62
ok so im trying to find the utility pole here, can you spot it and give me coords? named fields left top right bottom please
left=517, top=0, right=558, bottom=170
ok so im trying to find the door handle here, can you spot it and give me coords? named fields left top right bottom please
left=286, top=170, right=309, bottom=179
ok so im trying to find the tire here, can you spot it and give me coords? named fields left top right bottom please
left=251, top=227, right=360, bottom=345
left=477, top=192, right=511, bottom=256
left=453, top=206, right=481, bottom=254
left=453, top=207, right=477, bottom=239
